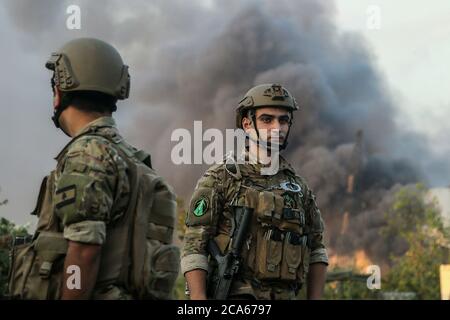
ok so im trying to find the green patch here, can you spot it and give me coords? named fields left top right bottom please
left=283, top=193, right=295, bottom=207
left=193, top=198, right=208, bottom=217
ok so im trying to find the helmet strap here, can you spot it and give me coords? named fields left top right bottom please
left=51, top=82, right=72, bottom=137
left=279, top=111, right=293, bottom=151
left=246, top=109, right=262, bottom=148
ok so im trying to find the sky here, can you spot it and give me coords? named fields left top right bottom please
left=0, top=0, right=448, bottom=227
left=335, top=0, right=450, bottom=157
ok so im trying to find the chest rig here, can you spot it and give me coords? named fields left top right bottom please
left=219, top=160, right=311, bottom=286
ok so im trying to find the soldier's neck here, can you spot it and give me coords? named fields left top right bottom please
left=60, top=106, right=111, bottom=137
left=248, top=141, right=279, bottom=166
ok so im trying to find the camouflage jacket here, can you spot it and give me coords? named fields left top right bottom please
left=181, top=155, right=328, bottom=299
left=41, top=116, right=134, bottom=299
left=12, top=116, right=178, bottom=300
left=51, top=116, right=131, bottom=246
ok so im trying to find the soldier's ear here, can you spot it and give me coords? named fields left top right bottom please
left=53, top=86, right=61, bottom=110
left=242, top=116, right=253, bottom=132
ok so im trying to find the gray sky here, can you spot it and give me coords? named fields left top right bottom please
left=0, top=0, right=449, bottom=227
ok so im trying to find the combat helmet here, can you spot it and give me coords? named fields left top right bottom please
left=45, top=38, right=130, bottom=128
left=235, top=83, right=299, bottom=149
left=235, top=84, right=298, bottom=129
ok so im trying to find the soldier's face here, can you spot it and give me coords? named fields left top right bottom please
left=243, top=107, right=291, bottom=145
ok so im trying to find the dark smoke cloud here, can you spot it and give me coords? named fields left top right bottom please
left=1, top=0, right=447, bottom=265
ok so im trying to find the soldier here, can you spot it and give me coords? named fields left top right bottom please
left=181, top=84, right=328, bottom=300
left=7, top=38, right=179, bottom=300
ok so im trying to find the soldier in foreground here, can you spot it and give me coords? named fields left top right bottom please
left=181, top=84, right=328, bottom=300
left=7, top=38, right=179, bottom=299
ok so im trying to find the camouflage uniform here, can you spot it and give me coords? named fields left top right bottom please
left=9, top=38, right=179, bottom=300
left=181, top=156, right=328, bottom=300
left=48, top=116, right=134, bottom=299
left=54, top=116, right=130, bottom=245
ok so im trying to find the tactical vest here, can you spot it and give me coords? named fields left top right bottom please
left=8, top=128, right=179, bottom=299
left=210, top=162, right=311, bottom=291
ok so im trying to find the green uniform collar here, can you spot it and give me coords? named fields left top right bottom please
left=247, top=155, right=295, bottom=175
left=54, top=116, right=117, bottom=161
left=278, top=155, right=297, bottom=175
left=74, top=116, right=116, bottom=137
left=233, top=153, right=296, bottom=178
